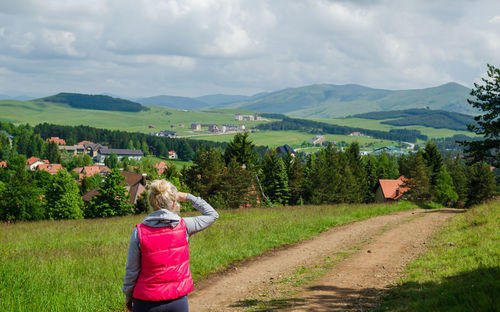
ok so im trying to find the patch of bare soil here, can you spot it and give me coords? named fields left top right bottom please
left=188, top=209, right=462, bottom=312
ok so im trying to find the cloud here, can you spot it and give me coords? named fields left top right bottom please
left=0, top=0, right=499, bottom=97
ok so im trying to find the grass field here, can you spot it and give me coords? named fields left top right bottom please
left=0, top=201, right=418, bottom=312
left=376, top=200, right=500, bottom=311
left=316, top=117, right=475, bottom=139
left=0, top=100, right=268, bottom=135
left=190, top=130, right=400, bottom=149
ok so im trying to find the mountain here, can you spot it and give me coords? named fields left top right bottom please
left=0, top=94, right=36, bottom=101
left=135, top=95, right=209, bottom=110
left=41, top=93, right=147, bottom=112
left=220, top=82, right=474, bottom=118
left=194, top=94, right=250, bottom=106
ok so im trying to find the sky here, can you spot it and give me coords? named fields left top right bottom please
left=1, top=0, right=500, bottom=98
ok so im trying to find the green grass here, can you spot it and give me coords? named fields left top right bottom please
left=375, top=200, right=500, bottom=312
left=316, top=117, right=475, bottom=139
left=0, top=201, right=418, bottom=312
left=191, top=130, right=400, bottom=149
left=0, top=100, right=269, bottom=135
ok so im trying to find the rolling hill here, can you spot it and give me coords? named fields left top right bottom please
left=41, top=93, right=147, bottom=112
left=135, top=95, right=209, bottom=110
left=221, top=82, right=474, bottom=118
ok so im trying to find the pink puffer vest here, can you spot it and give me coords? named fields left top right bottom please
left=132, top=219, right=193, bottom=301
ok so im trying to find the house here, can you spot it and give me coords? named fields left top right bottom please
left=0, top=161, right=6, bottom=168
left=234, top=113, right=243, bottom=121
left=208, top=124, right=219, bottom=132
left=375, top=176, right=409, bottom=203
left=149, top=124, right=155, bottom=128
left=82, top=171, right=148, bottom=205
left=96, top=148, right=143, bottom=162
left=243, top=115, right=255, bottom=121
left=73, top=164, right=110, bottom=181
left=309, top=135, right=325, bottom=146
left=46, top=137, right=66, bottom=145
left=239, top=124, right=246, bottom=130
left=168, top=151, right=178, bottom=159
left=26, top=157, right=49, bottom=171
left=83, top=143, right=106, bottom=158
left=254, top=114, right=262, bottom=121
left=349, top=131, right=364, bottom=136
left=276, top=144, right=295, bottom=156
left=37, top=164, right=64, bottom=175
left=191, top=123, right=201, bottom=130
left=59, top=145, right=85, bottom=155
left=148, top=130, right=176, bottom=137
left=153, top=161, right=169, bottom=176
left=178, top=123, right=185, bottom=127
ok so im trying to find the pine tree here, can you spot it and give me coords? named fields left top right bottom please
left=45, top=170, right=84, bottom=220
left=224, top=131, right=257, bottom=168
left=466, top=162, right=496, bottom=207
left=301, top=154, right=317, bottom=203
left=345, top=142, right=368, bottom=203
left=446, top=156, right=469, bottom=207
left=85, top=169, right=133, bottom=218
left=284, top=152, right=303, bottom=205
left=365, top=155, right=379, bottom=202
left=43, top=141, right=61, bottom=164
left=433, top=166, right=458, bottom=206
left=261, top=151, right=290, bottom=205
left=423, top=141, right=443, bottom=186
left=405, top=151, right=432, bottom=202
left=104, top=153, right=118, bottom=169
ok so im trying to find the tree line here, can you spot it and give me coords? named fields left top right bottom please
left=256, top=117, right=428, bottom=142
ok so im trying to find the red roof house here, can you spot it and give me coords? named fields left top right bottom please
left=37, top=164, right=65, bottom=175
left=26, top=157, right=50, bottom=170
left=82, top=171, right=147, bottom=205
left=0, top=161, right=6, bottom=168
left=46, top=137, right=66, bottom=145
left=375, top=176, right=409, bottom=203
left=73, top=164, right=111, bottom=181
left=153, top=161, right=169, bottom=176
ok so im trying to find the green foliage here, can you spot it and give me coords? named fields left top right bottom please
left=42, top=92, right=147, bottom=112
left=45, top=171, right=84, bottom=220
left=433, top=166, right=458, bottom=205
left=285, top=153, right=304, bottom=205
left=42, top=141, right=61, bottom=164
left=463, top=64, right=500, bottom=166
left=0, top=160, right=44, bottom=221
left=224, top=131, right=257, bottom=168
left=104, top=153, right=118, bottom=169
left=446, top=156, right=469, bottom=207
left=134, top=189, right=150, bottom=215
left=405, top=151, right=432, bottom=202
left=79, top=174, right=102, bottom=196
left=85, top=169, right=133, bottom=218
left=423, top=141, right=443, bottom=186
left=466, top=162, right=497, bottom=207
left=261, top=151, right=290, bottom=205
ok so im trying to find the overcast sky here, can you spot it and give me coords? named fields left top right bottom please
left=1, top=0, right=499, bottom=98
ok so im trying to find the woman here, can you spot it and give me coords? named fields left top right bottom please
left=123, top=180, right=218, bottom=312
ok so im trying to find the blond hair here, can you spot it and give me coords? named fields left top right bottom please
left=148, top=180, right=180, bottom=211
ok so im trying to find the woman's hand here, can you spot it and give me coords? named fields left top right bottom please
left=126, top=298, right=133, bottom=311
left=176, top=192, right=188, bottom=202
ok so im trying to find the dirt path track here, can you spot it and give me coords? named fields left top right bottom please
left=189, top=209, right=461, bottom=311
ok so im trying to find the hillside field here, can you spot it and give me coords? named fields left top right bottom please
left=0, top=202, right=416, bottom=312
left=0, top=100, right=265, bottom=135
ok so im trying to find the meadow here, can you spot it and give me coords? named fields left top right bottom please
left=376, top=200, right=500, bottom=311
left=0, top=201, right=417, bottom=312
left=0, top=100, right=264, bottom=135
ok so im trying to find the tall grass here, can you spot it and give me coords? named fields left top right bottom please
left=0, top=201, right=416, bottom=312
left=376, top=200, right=500, bottom=312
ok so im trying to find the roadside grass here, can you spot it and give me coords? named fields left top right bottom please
left=0, top=201, right=417, bottom=312
left=375, top=200, right=500, bottom=312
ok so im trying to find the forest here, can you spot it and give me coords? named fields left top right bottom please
left=41, top=93, right=148, bottom=112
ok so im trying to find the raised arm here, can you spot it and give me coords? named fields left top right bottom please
left=179, top=193, right=219, bottom=236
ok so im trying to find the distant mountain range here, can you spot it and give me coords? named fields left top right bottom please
left=135, top=82, right=474, bottom=118
left=14, top=82, right=474, bottom=117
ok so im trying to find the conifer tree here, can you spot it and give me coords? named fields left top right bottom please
left=43, top=141, right=61, bottom=164
left=446, top=156, right=469, bottom=207
left=405, top=151, right=432, bottom=202
left=301, top=153, right=317, bottom=203
left=423, top=141, right=443, bottom=186
left=345, top=142, right=368, bottom=202
left=261, top=151, right=290, bottom=205
left=466, top=161, right=496, bottom=207
left=365, top=155, right=379, bottom=202
left=45, top=170, right=84, bottom=220
left=104, top=153, right=118, bottom=169
left=284, top=152, right=303, bottom=205
left=224, top=131, right=257, bottom=168
left=433, top=166, right=458, bottom=206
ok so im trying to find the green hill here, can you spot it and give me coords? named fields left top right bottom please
left=221, top=82, right=474, bottom=118
left=352, top=108, right=477, bottom=131
left=136, top=95, right=209, bottom=110
left=41, top=93, right=147, bottom=112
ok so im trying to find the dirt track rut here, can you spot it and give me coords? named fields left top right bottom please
left=188, top=208, right=461, bottom=311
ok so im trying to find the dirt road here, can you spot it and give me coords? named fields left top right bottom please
left=189, top=208, right=461, bottom=311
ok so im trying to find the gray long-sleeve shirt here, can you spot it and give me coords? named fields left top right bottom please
left=122, top=194, right=218, bottom=300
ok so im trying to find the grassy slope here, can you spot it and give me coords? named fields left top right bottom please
left=0, top=202, right=416, bottom=312
left=315, top=117, right=475, bottom=139
left=191, top=130, right=399, bottom=149
left=376, top=201, right=500, bottom=312
left=0, top=100, right=263, bottom=135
